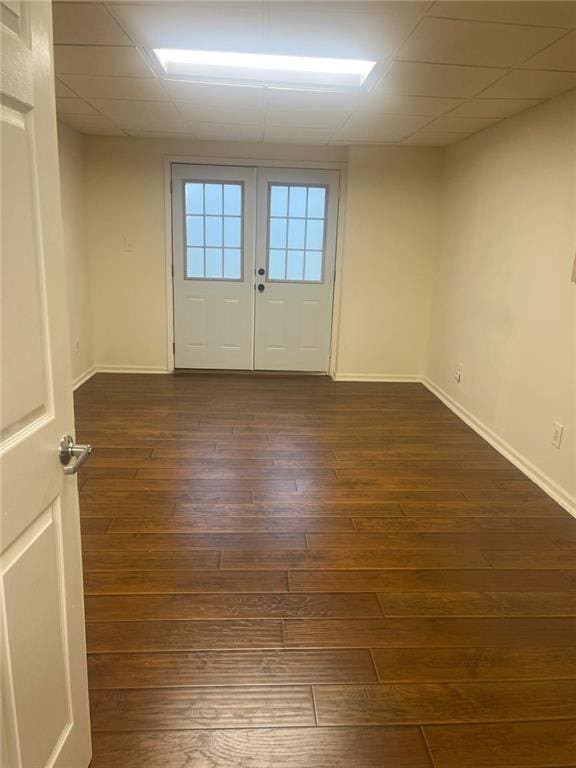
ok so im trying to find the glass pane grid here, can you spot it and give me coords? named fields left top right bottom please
left=267, top=184, right=327, bottom=283
left=184, top=181, right=243, bottom=280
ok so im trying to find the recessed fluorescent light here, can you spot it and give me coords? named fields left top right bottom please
left=153, top=49, right=376, bottom=89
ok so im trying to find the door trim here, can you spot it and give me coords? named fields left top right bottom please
left=164, top=155, right=348, bottom=375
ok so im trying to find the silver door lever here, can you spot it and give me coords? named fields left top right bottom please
left=59, top=434, right=93, bottom=475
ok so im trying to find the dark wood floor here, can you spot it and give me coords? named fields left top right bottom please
left=75, top=373, right=576, bottom=768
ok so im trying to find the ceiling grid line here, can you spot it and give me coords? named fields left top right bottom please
left=53, top=1, right=576, bottom=147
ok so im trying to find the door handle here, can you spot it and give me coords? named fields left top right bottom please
left=257, top=283, right=265, bottom=292
left=59, top=434, right=93, bottom=475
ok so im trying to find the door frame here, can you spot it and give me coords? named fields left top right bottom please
left=163, top=155, right=348, bottom=375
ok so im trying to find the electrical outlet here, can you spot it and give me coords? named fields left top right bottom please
left=123, top=235, right=134, bottom=253
left=454, top=363, right=463, bottom=383
left=552, top=422, right=565, bottom=449
left=74, top=339, right=80, bottom=354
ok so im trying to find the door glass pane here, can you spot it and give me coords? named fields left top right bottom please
left=186, top=216, right=204, bottom=247
left=288, top=186, right=307, bottom=217
left=269, top=249, right=286, bottom=280
left=286, top=250, right=304, bottom=280
left=267, top=184, right=327, bottom=283
left=224, top=249, right=241, bottom=279
left=287, top=218, right=305, bottom=249
left=205, top=216, right=222, bottom=247
left=183, top=181, right=243, bottom=280
left=307, top=187, right=326, bottom=218
left=224, top=217, right=241, bottom=247
left=187, top=247, right=204, bottom=278
left=205, top=248, right=223, bottom=278
left=185, top=183, right=204, bottom=214
left=205, top=184, right=222, bottom=214
left=306, top=219, right=324, bottom=250
left=224, top=184, right=241, bottom=215
left=304, top=251, right=323, bottom=281
left=270, top=185, right=288, bottom=216
left=270, top=218, right=287, bottom=249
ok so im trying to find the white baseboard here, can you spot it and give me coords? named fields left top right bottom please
left=72, top=365, right=98, bottom=390
left=72, top=364, right=169, bottom=390
left=331, top=372, right=423, bottom=383
left=95, top=365, right=169, bottom=375
left=423, top=377, right=576, bottom=519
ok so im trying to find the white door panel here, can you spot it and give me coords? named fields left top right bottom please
left=172, top=164, right=256, bottom=369
left=1, top=2, right=91, bottom=767
left=254, top=168, right=339, bottom=372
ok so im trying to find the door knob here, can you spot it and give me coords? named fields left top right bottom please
left=59, top=434, right=93, bottom=475
left=257, top=268, right=265, bottom=276
left=257, top=283, right=265, bottom=292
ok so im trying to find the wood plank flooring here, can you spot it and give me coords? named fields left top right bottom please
left=75, top=373, right=576, bottom=768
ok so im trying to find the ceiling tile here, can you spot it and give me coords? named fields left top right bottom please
left=125, top=130, right=196, bottom=141
left=57, top=114, right=126, bottom=136
left=397, top=17, right=564, bottom=68
left=359, top=93, right=465, bottom=116
left=54, top=45, right=154, bottom=78
left=425, top=115, right=501, bottom=132
left=186, top=122, right=263, bottom=142
left=110, top=2, right=265, bottom=52
left=163, top=81, right=265, bottom=110
left=263, top=126, right=334, bottom=145
left=428, top=2, right=576, bottom=29
left=265, top=88, right=361, bottom=111
left=177, top=103, right=263, bottom=126
left=91, top=99, right=188, bottom=132
left=265, top=109, right=350, bottom=129
left=520, top=30, right=576, bottom=71
left=56, top=97, right=99, bottom=116
left=402, top=130, right=466, bottom=146
left=50, top=1, right=570, bottom=147
left=53, top=2, right=132, bottom=45
left=479, top=68, right=576, bottom=98
left=449, top=98, right=543, bottom=118
left=55, top=78, right=77, bottom=98
left=376, top=61, right=505, bottom=98
left=59, top=74, right=168, bottom=101
left=336, top=112, right=433, bottom=142
left=267, top=1, right=428, bottom=59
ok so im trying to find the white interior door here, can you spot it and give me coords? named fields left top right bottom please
left=172, top=164, right=256, bottom=369
left=1, top=3, right=91, bottom=767
left=254, top=169, right=339, bottom=371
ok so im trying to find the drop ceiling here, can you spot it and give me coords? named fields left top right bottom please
left=53, top=1, right=576, bottom=147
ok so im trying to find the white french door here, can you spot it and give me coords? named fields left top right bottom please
left=254, top=168, right=339, bottom=371
left=172, top=164, right=339, bottom=372
left=172, top=165, right=256, bottom=370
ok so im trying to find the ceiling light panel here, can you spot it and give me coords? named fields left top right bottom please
left=153, top=49, right=376, bottom=89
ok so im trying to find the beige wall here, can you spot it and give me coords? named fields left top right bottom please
left=83, top=136, right=441, bottom=376
left=427, top=90, right=576, bottom=508
left=335, top=145, right=442, bottom=378
left=57, top=121, right=94, bottom=382
left=83, top=137, right=346, bottom=372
